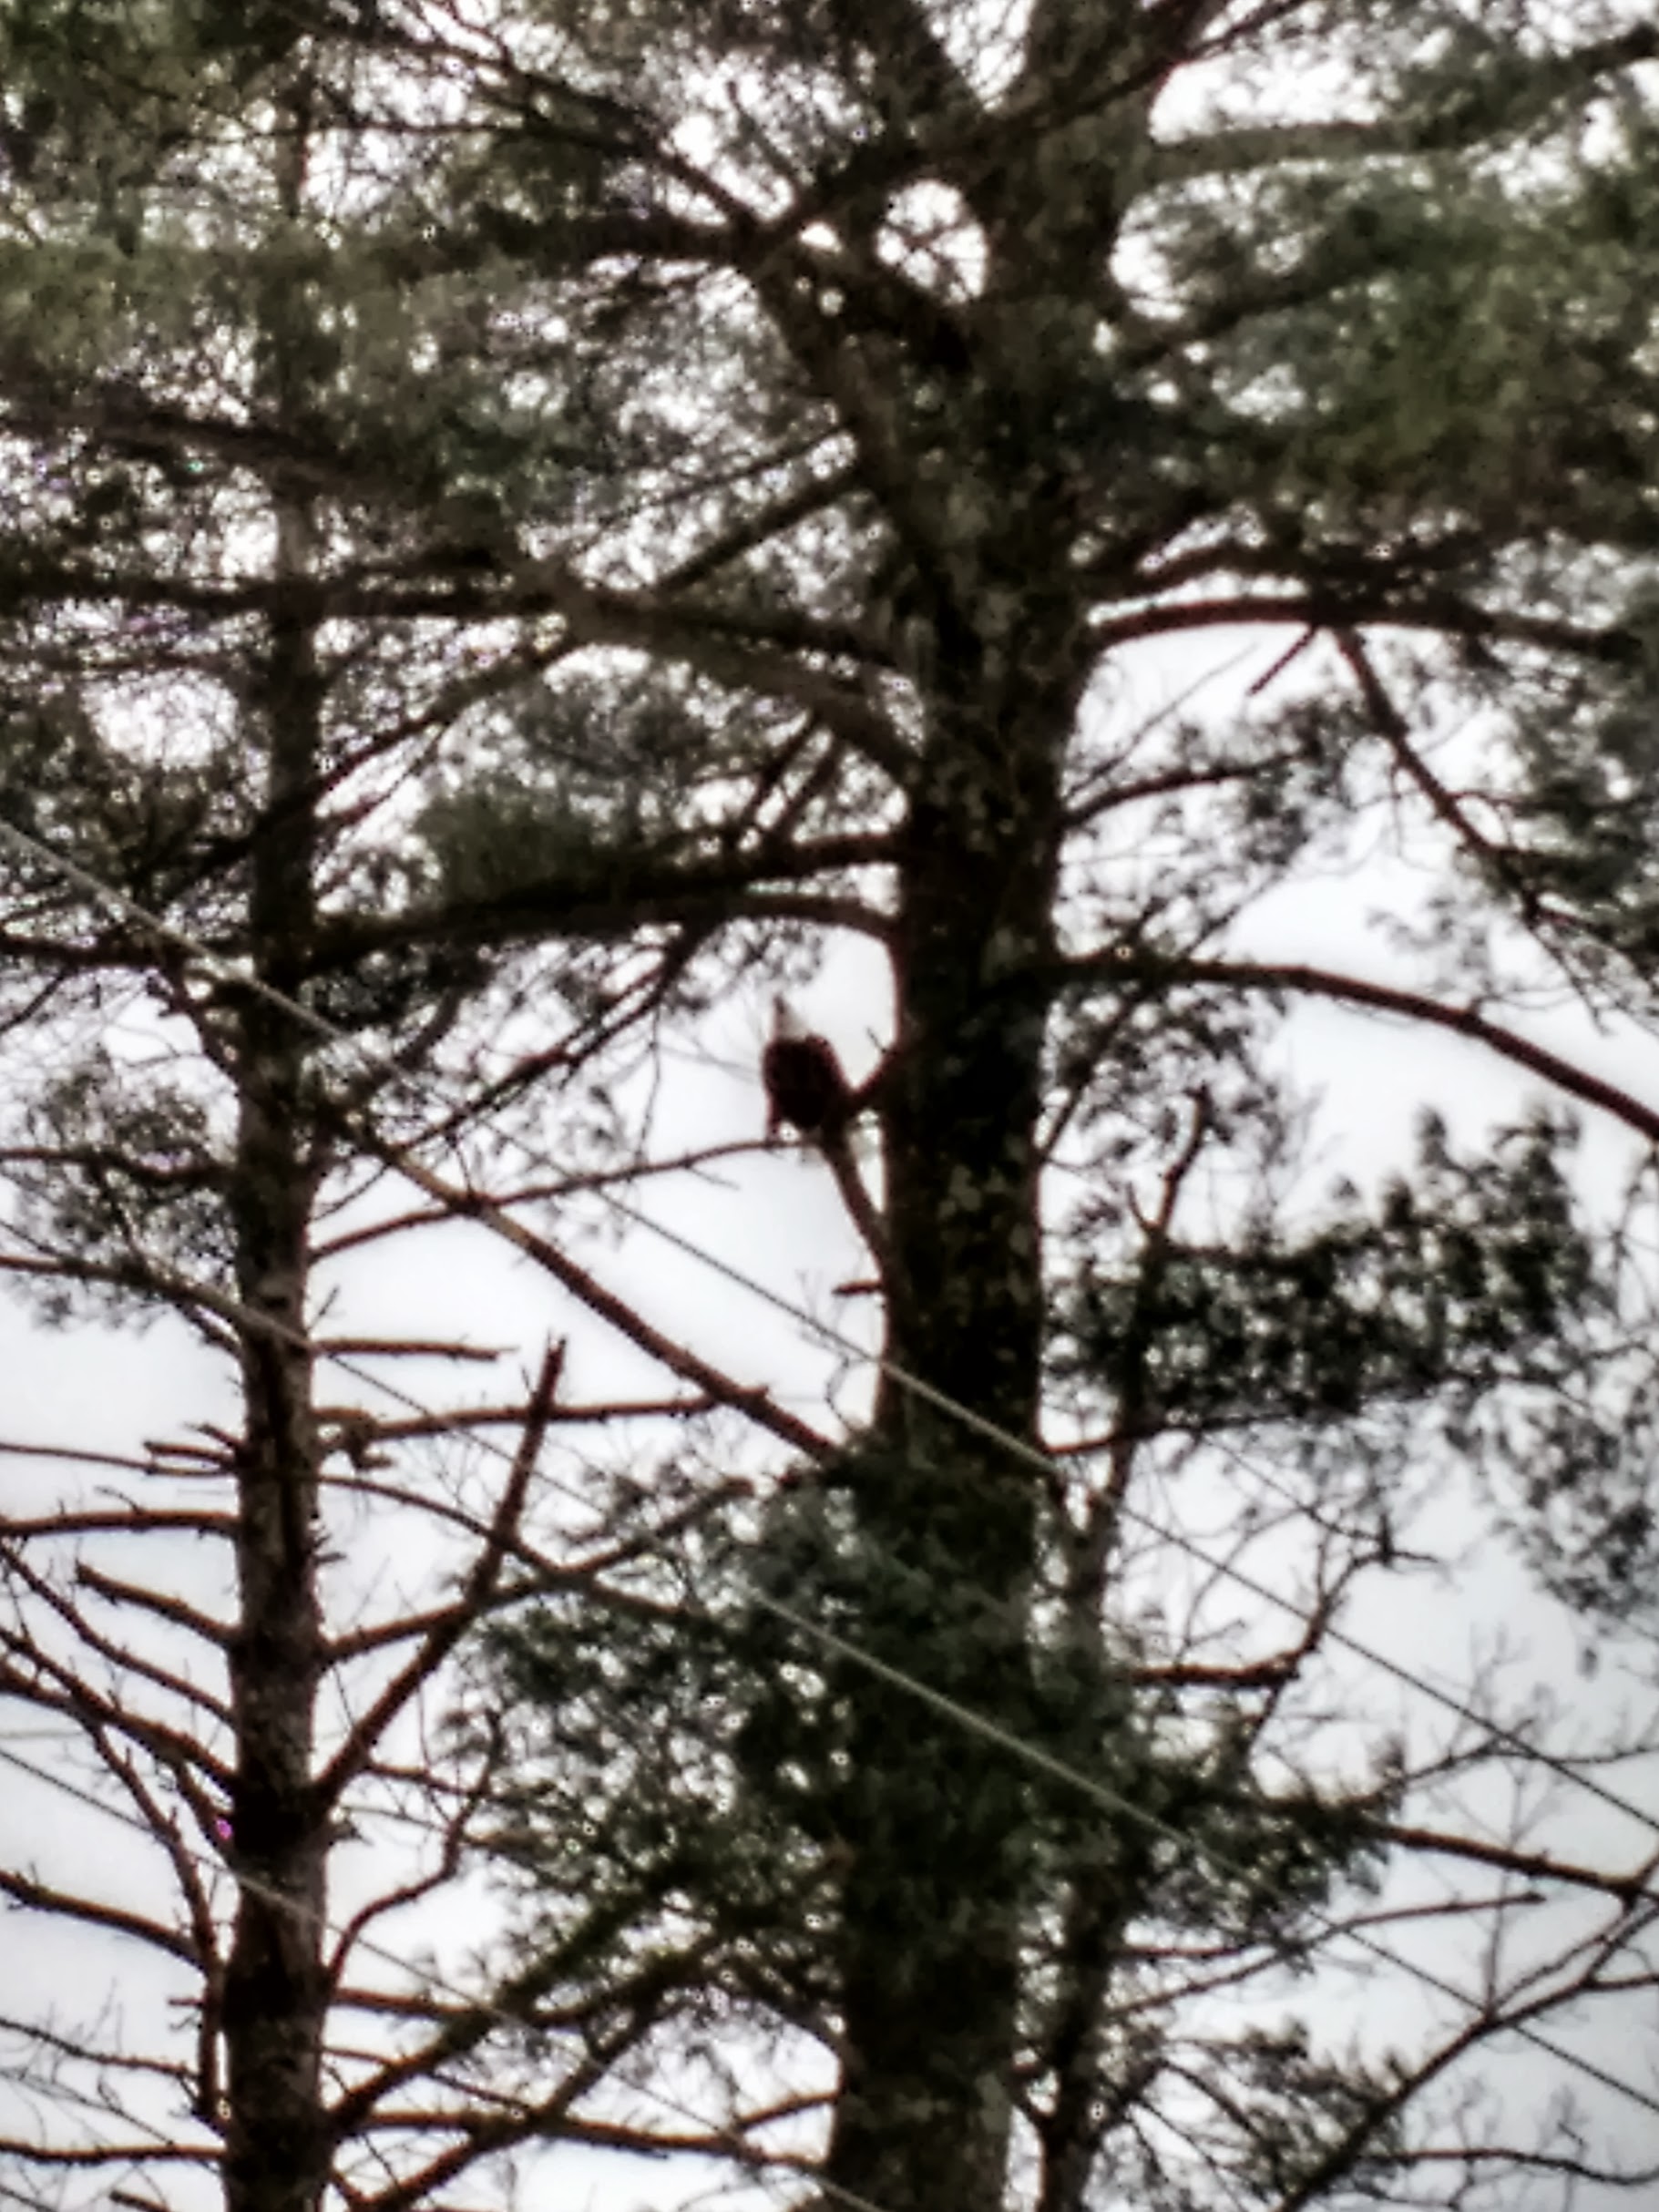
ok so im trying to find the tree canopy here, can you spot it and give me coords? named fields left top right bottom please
left=2, top=5, right=1659, bottom=2212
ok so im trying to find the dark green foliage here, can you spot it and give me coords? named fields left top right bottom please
left=475, top=1497, right=846, bottom=2023
left=0, top=686, right=232, bottom=904
left=1061, top=1112, right=1600, bottom=1434
left=10, top=1050, right=230, bottom=1325
left=1505, top=1385, right=1659, bottom=1622
left=476, top=1461, right=1399, bottom=2056
left=3, top=4, right=1659, bottom=2209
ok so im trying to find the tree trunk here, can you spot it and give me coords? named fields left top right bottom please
left=825, top=671, right=1071, bottom=2212
left=220, top=510, right=330, bottom=2211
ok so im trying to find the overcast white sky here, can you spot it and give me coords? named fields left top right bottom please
left=4, top=617, right=1659, bottom=2208
left=7, top=3, right=1659, bottom=2184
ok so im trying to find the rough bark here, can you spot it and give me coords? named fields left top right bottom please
left=825, top=651, right=1079, bottom=2212
left=220, top=84, right=331, bottom=2206
left=220, top=542, right=329, bottom=2212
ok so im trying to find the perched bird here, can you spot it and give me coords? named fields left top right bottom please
left=762, top=997, right=855, bottom=1143
left=761, top=997, right=886, bottom=1270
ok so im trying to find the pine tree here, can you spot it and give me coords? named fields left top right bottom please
left=2, top=5, right=1658, bottom=2212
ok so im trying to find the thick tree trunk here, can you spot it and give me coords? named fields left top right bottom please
left=217, top=80, right=334, bottom=2207
left=824, top=673, right=1070, bottom=2212
left=220, top=537, right=330, bottom=2212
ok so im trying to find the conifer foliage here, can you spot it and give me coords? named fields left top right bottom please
left=2, top=5, right=1659, bottom=2211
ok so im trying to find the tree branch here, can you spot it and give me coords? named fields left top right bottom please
left=1067, top=948, right=1659, bottom=1144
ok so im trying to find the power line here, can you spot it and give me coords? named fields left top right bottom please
left=602, top=1183, right=1659, bottom=1835
left=2, top=808, right=1650, bottom=1851
left=0, top=1736, right=889, bottom=2212
left=3, top=815, right=1659, bottom=2133
left=9, top=1214, right=1656, bottom=2148
left=4, top=1664, right=1658, bottom=2182
left=4, top=807, right=1654, bottom=1864
left=8, top=1189, right=1657, bottom=2126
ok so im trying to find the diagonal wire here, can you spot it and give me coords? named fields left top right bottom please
left=6, top=1196, right=1657, bottom=2125
left=4, top=807, right=1655, bottom=1857
left=0, top=809, right=1650, bottom=1849
left=4, top=1664, right=1658, bottom=2165
left=0, top=1737, right=889, bottom=2212
left=3, top=814, right=1659, bottom=2128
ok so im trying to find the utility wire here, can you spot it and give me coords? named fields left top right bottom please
left=0, top=809, right=1649, bottom=1849
left=3, top=815, right=1659, bottom=2129
left=8, top=1197, right=1658, bottom=2127
left=0, top=1737, right=887, bottom=2212
left=4, top=1664, right=1658, bottom=2180
left=4, top=807, right=1655, bottom=1860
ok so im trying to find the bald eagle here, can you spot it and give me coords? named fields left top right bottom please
left=762, top=998, right=855, bottom=1143
left=761, top=998, right=886, bottom=1273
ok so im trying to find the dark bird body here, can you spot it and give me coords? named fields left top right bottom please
left=762, top=1029, right=854, bottom=1142
left=761, top=1000, right=886, bottom=1270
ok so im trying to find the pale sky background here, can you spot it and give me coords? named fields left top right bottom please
left=4, top=623, right=1659, bottom=2209
left=7, top=0, right=1659, bottom=2186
